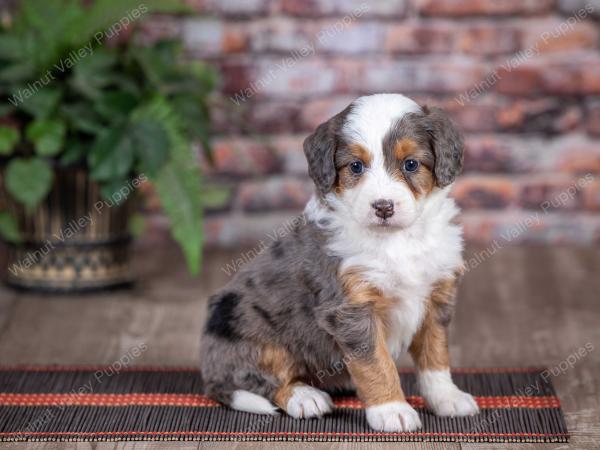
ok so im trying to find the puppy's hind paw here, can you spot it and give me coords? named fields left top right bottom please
left=286, top=385, right=334, bottom=419
left=365, top=401, right=422, bottom=432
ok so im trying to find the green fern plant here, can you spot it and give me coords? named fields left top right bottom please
left=0, top=0, right=218, bottom=274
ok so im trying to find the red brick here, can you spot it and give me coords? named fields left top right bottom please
left=583, top=179, right=600, bottom=210
left=460, top=211, right=600, bottom=244
left=363, top=59, right=487, bottom=94
left=222, top=29, right=248, bottom=53
left=249, top=18, right=312, bottom=53
left=199, top=209, right=600, bottom=247
left=581, top=58, right=600, bottom=94
left=202, top=212, right=307, bottom=248
left=182, top=17, right=223, bottom=55
left=206, top=138, right=281, bottom=176
left=235, top=177, right=312, bottom=212
left=541, top=67, right=584, bottom=95
left=518, top=176, right=585, bottom=210
left=452, top=176, right=516, bottom=209
left=279, top=0, right=406, bottom=18
left=420, top=94, right=505, bottom=132
left=557, top=0, right=600, bottom=20
left=251, top=58, right=340, bottom=98
left=538, top=60, right=583, bottom=95
left=213, top=99, right=304, bottom=134
left=557, top=142, right=600, bottom=174
left=456, top=24, right=521, bottom=55
left=425, top=96, right=501, bottom=132
left=538, top=54, right=600, bottom=95
left=495, top=65, right=544, bottom=96
left=218, top=59, right=255, bottom=98
left=521, top=19, right=598, bottom=54
left=416, top=0, right=553, bottom=16
left=250, top=19, right=388, bottom=55
left=185, top=0, right=272, bottom=16
left=585, top=99, right=600, bottom=136
left=209, top=96, right=246, bottom=134
left=214, top=100, right=302, bottom=134
left=496, top=99, right=583, bottom=133
left=496, top=100, right=543, bottom=129
left=183, top=19, right=248, bottom=56
left=463, top=135, right=515, bottom=173
left=384, top=23, right=455, bottom=54
left=268, top=135, right=307, bottom=175
left=494, top=53, right=600, bottom=96
left=388, top=23, right=520, bottom=56
left=223, top=57, right=491, bottom=100
left=205, top=133, right=307, bottom=176
left=315, top=21, right=386, bottom=54
left=300, top=96, right=355, bottom=130
left=249, top=101, right=303, bottom=133
left=552, top=106, right=583, bottom=133
left=465, top=135, right=600, bottom=175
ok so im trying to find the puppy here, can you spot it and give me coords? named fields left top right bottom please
left=200, top=93, right=479, bottom=431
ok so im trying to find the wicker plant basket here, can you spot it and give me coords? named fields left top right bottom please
left=1, top=165, right=134, bottom=293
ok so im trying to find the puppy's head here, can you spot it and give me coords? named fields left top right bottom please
left=303, top=94, right=463, bottom=229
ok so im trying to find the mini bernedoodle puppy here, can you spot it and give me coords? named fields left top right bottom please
left=200, top=93, right=479, bottom=432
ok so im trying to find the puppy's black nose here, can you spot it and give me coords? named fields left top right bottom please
left=371, top=199, right=394, bottom=219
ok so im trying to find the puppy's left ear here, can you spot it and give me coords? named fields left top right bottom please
left=423, top=106, right=464, bottom=188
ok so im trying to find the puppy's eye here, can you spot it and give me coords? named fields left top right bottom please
left=349, top=161, right=364, bottom=174
left=403, top=159, right=419, bottom=172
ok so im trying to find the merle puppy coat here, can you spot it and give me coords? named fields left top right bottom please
left=200, top=93, right=479, bottom=432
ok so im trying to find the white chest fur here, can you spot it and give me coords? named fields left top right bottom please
left=305, top=187, right=464, bottom=361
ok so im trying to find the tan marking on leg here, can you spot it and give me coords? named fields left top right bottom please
left=409, top=276, right=459, bottom=371
left=346, top=320, right=405, bottom=406
left=340, top=268, right=405, bottom=406
left=259, top=343, right=305, bottom=409
left=340, top=267, right=394, bottom=313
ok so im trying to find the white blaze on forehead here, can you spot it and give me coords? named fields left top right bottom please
left=342, top=94, right=421, bottom=160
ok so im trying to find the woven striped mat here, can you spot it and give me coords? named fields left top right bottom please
left=0, top=366, right=568, bottom=443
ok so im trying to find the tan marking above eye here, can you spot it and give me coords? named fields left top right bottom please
left=348, top=144, right=372, bottom=167
left=334, top=143, right=373, bottom=194
left=386, top=138, right=436, bottom=198
left=394, top=138, right=419, bottom=161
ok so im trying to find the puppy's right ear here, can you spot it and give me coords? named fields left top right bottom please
left=303, top=106, right=350, bottom=196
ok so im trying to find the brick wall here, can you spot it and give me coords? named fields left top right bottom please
left=143, top=0, right=600, bottom=247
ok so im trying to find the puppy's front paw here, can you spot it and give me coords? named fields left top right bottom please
left=418, top=369, right=479, bottom=417
left=426, top=388, right=479, bottom=417
left=365, top=401, right=422, bottom=432
left=286, top=385, right=334, bottom=419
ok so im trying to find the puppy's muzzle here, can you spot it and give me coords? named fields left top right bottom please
left=371, top=199, right=394, bottom=219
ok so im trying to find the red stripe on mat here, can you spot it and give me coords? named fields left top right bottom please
left=0, top=365, right=547, bottom=373
left=0, top=393, right=561, bottom=409
left=0, top=430, right=570, bottom=438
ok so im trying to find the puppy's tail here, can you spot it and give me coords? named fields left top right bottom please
left=200, top=370, right=278, bottom=415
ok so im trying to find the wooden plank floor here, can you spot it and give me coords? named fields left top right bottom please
left=0, top=241, right=598, bottom=449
